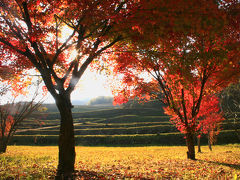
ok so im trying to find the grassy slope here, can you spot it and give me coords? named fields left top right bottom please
left=0, top=145, right=239, bottom=179
left=13, top=105, right=240, bottom=146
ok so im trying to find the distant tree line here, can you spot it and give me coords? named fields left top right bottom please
left=87, top=96, right=114, bottom=106
left=220, top=82, right=240, bottom=141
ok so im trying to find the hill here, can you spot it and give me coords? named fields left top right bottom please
left=11, top=102, right=240, bottom=146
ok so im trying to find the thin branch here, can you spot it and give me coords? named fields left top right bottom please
left=95, top=35, right=123, bottom=56
left=52, top=28, right=77, bottom=66
left=62, top=60, right=77, bottom=82
left=181, top=89, right=188, bottom=125
left=0, top=37, right=26, bottom=56
left=22, top=2, right=32, bottom=32
left=54, top=15, right=60, bottom=51
left=192, top=68, right=208, bottom=117
left=2, top=16, right=25, bottom=41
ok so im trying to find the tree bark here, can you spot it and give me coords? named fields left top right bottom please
left=235, top=129, right=240, bottom=142
left=186, top=132, right=196, bottom=160
left=0, top=139, right=8, bottom=153
left=197, top=136, right=201, bottom=153
left=55, top=95, right=76, bottom=179
left=233, top=124, right=240, bottom=142
left=208, top=133, right=212, bottom=151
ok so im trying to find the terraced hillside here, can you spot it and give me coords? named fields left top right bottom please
left=12, top=104, right=240, bottom=146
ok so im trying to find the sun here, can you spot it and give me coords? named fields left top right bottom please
left=72, top=69, right=113, bottom=100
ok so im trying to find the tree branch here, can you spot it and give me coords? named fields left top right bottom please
left=62, top=60, right=77, bottom=82
left=22, top=2, right=32, bottom=32
left=0, top=37, right=26, bottom=56
left=192, top=69, right=208, bottom=117
left=181, top=89, right=188, bottom=125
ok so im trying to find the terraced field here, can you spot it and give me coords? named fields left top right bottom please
left=12, top=105, right=240, bottom=146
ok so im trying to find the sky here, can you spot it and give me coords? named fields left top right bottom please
left=0, top=69, right=113, bottom=105
left=44, top=69, right=113, bottom=104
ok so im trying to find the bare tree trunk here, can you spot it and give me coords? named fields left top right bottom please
left=197, top=136, right=201, bottom=153
left=233, top=118, right=240, bottom=141
left=0, top=138, right=8, bottom=153
left=186, top=132, right=196, bottom=160
left=55, top=95, right=76, bottom=179
left=235, top=129, right=240, bottom=142
left=208, top=133, right=212, bottom=151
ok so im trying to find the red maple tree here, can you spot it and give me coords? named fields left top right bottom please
left=0, top=0, right=140, bottom=178
left=107, top=0, right=240, bottom=160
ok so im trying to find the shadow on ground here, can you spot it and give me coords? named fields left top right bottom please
left=50, top=170, right=150, bottom=180
left=198, top=159, right=240, bottom=170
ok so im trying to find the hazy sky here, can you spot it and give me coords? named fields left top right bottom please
left=44, top=69, right=113, bottom=103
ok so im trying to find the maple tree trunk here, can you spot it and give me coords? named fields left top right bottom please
left=208, top=133, right=212, bottom=151
left=197, top=136, right=201, bottom=153
left=0, top=138, right=8, bottom=153
left=234, top=128, right=240, bottom=142
left=185, top=132, right=196, bottom=160
left=55, top=96, right=76, bottom=179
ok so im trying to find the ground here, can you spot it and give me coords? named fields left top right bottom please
left=0, top=145, right=239, bottom=179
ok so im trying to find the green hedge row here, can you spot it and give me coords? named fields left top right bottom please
left=10, top=130, right=239, bottom=146
left=96, top=115, right=169, bottom=124
left=30, top=108, right=165, bottom=121
left=73, top=122, right=172, bottom=129
left=16, top=125, right=178, bottom=136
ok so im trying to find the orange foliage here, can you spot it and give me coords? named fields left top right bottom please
left=0, top=115, right=14, bottom=138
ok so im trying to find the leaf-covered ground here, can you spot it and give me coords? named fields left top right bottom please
left=0, top=145, right=239, bottom=179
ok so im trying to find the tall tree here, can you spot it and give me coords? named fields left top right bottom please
left=107, top=0, right=240, bottom=160
left=0, top=0, right=138, bottom=178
